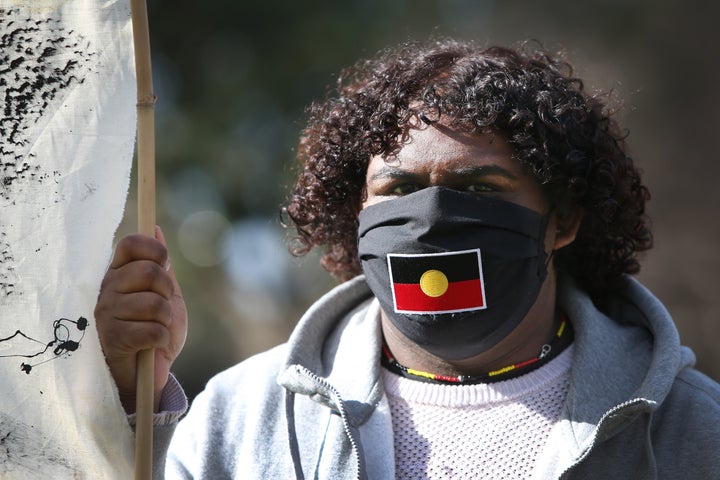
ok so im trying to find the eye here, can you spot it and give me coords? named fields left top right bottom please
left=463, top=183, right=498, bottom=193
left=389, top=183, right=423, bottom=196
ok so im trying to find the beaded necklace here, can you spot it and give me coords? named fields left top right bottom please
left=381, top=316, right=573, bottom=385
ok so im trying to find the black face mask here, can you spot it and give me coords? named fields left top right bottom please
left=357, top=187, right=551, bottom=360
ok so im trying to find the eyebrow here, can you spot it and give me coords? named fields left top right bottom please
left=368, top=164, right=518, bottom=182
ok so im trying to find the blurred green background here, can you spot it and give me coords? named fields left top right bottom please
left=116, top=0, right=720, bottom=403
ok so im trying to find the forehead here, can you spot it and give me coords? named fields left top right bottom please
left=367, top=124, right=520, bottom=174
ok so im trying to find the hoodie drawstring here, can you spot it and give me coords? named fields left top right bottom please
left=285, top=390, right=306, bottom=480
left=280, top=363, right=373, bottom=479
left=643, top=411, right=658, bottom=479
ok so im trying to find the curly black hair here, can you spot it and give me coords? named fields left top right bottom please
left=284, top=39, right=652, bottom=302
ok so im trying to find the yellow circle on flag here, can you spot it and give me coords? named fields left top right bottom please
left=419, top=270, right=449, bottom=297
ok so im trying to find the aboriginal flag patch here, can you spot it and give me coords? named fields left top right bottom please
left=388, top=249, right=487, bottom=314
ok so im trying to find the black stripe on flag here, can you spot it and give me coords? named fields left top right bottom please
left=388, top=250, right=481, bottom=284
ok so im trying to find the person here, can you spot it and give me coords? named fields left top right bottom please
left=95, top=39, right=720, bottom=479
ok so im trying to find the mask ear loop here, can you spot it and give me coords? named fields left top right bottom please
left=542, top=206, right=558, bottom=272
left=545, top=247, right=556, bottom=270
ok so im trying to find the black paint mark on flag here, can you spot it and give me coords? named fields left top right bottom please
left=0, top=10, right=95, bottom=297
left=0, top=317, right=88, bottom=374
left=0, top=411, right=78, bottom=474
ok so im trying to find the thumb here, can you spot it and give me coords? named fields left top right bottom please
left=154, top=225, right=183, bottom=295
left=154, top=224, right=168, bottom=247
left=154, top=225, right=172, bottom=271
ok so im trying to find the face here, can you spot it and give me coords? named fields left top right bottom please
left=363, top=123, right=549, bottom=217
left=361, top=123, right=581, bottom=371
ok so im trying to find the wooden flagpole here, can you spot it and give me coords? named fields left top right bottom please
left=130, top=0, right=156, bottom=478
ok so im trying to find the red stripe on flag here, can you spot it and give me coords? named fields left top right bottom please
left=393, top=279, right=485, bottom=313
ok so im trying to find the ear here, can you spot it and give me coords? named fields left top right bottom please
left=552, top=208, right=584, bottom=251
left=353, top=185, right=368, bottom=217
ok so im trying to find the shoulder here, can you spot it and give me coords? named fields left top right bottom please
left=199, top=343, right=290, bottom=408
left=177, top=343, right=291, bottom=435
left=166, top=344, right=293, bottom=477
left=674, top=367, right=720, bottom=402
left=656, top=361, right=720, bottom=420
left=651, top=366, right=720, bottom=475
left=659, top=366, right=720, bottom=423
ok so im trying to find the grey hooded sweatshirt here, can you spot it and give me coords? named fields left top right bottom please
left=152, top=274, right=720, bottom=479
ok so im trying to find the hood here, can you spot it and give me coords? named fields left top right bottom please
left=279, top=273, right=693, bottom=423
left=551, top=273, right=695, bottom=474
left=278, top=275, right=381, bottom=420
left=560, top=273, right=694, bottom=421
left=276, top=276, right=381, bottom=480
left=276, top=273, right=696, bottom=479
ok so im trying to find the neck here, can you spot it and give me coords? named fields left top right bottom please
left=381, top=269, right=559, bottom=377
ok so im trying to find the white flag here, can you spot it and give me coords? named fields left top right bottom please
left=0, top=1, right=135, bottom=477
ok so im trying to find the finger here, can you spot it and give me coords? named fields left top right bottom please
left=104, top=260, right=174, bottom=298
left=97, top=291, right=173, bottom=326
left=110, top=233, right=169, bottom=270
left=101, top=316, right=172, bottom=355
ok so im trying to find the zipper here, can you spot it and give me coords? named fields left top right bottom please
left=557, top=398, right=653, bottom=479
left=294, top=365, right=365, bottom=480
